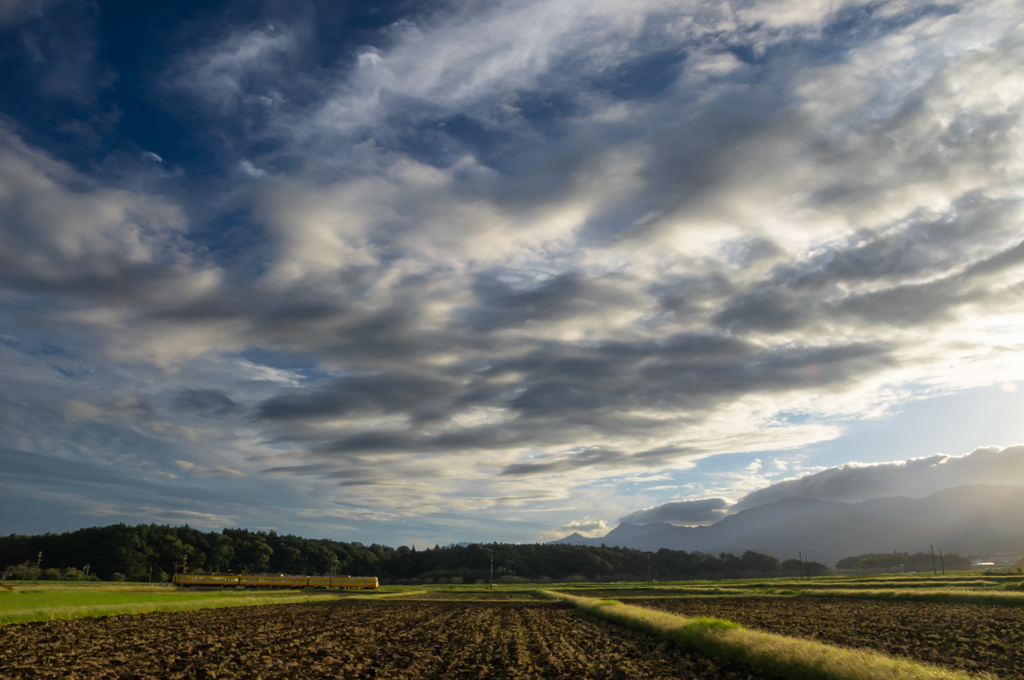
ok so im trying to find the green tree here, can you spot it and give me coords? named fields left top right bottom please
left=741, top=551, right=780, bottom=574
left=63, top=567, right=85, bottom=581
left=236, top=540, right=273, bottom=573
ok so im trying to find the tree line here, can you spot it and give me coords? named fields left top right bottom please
left=0, top=523, right=833, bottom=583
left=835, top=551, right=973, bottom=572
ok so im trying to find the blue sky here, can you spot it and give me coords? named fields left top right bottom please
left=2, top=0, right=1024, bottom=547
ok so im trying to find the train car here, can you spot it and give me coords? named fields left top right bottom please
left=172, top=574, right=236, bottom=587
left=306, top=576, right=378, bottom=589
left=172, top=573, right=378, bottom=589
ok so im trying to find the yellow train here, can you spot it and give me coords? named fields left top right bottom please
left=172, top=573, right=378, bottom=589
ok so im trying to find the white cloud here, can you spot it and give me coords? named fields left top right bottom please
left=0, top=126, right=197, bottom=286
left=735, top=444, right=1024, bottom=509
left=174, top=460, right=245, bottom=477
left=64, top=400, right=105, bottom=423
left=238, top=159, right=265, bottom=177
left=151, top=509, right=237, bottom=527
left=552, top=517, right=611, bottom=538
left=176, top=26, right=294, bottom=112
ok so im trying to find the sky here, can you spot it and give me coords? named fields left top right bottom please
left=1, top=0, right=1024, bottom=548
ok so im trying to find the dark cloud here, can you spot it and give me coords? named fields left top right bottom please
left=310, top=425, right=538, bottom=457
left=467, top=271, right=635, bottom=331
left=712, top=196, right=1024, bottom=334
left=619, top=497, right=734, bottom=526
left=502, top=339, right=890, bottom=421
left=173, top=389, right=239, bottom=418
left=256, top=371, right=461, bottom=423
left=500, top=444, right=693, bottom=477
left=253, top=335, right=890, bottom=468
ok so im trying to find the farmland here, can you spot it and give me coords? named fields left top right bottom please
left=1, top=575, right=1022, bottom=678
left=630, top=596, right=1024, bottom=677
left=0, top=599, right=771, bottom=679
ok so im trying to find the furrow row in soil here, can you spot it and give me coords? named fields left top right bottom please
left=0, top=600, right=769, bottom=679
left=633, top=596, right=1024, bottom=678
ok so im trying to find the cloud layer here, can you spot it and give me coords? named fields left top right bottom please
left=1, top=0, right=1023, bottom=544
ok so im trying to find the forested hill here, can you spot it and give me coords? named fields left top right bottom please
left=0, top=524, right=827, bottom=583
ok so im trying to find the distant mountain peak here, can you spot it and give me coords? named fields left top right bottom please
left=547, top=485, right=1024, bottom=563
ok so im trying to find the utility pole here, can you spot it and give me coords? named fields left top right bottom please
left=149, top=566, right=153, bottom=583
left=490, top=555, right=494, bottom=591
left=930, top=544, right=937, bottom=576
left=35, top=552, right=42, bottom=582
left=798, top=550, right=804, bottom=580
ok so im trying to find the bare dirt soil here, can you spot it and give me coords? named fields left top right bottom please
left=633, top=596, right=1024, bottom=678
left=401, top=591, right=548, bottom=600
left=0, top=600, right=771, bottom=679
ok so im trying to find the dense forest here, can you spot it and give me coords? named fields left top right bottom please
left=0, top=524, right=830, bottom=583
left=835, top=551, right=973, bottom=572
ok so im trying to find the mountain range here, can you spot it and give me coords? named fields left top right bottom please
left=549, top=485, right=1024, bottom=564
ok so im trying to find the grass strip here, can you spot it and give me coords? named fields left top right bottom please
left=553, top=585, right=1024, bottom=606
left=795, top=588, right=1024, bottom=607
left=540, top=590, right=987, bottom=680
left=0, top=592, right=339, bottom=626
left=734, top=581, right=1021, bottom=591
left=341, top=589, right=428, bottom=599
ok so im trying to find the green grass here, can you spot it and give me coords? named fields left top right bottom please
left=793, top=587, right=1024, bottom=606
left=546, top=582, right=1024, bottom=606
left=0, top=582, right=343, bottom=625
left=727, top=578, right=1022, bottom=591
left=542, top=590, right=988, bottom=680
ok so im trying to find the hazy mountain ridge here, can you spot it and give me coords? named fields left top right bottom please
left=549, top=485, right=1024, bottom=563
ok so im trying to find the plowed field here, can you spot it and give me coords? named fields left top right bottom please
left=0, top=600, right=770, bottom=679
left=634, top=596, right=1024, bottom=678
left=404, top=591, right=548, bottom=600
